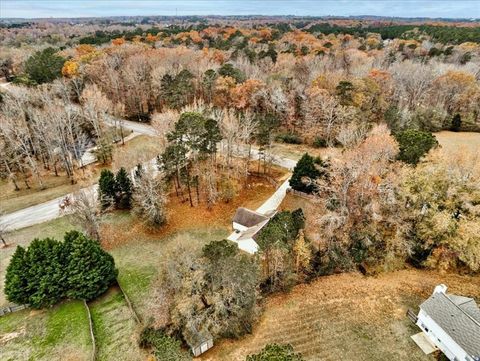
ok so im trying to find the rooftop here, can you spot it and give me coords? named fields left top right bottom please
left=420, top=288, right=480, bottom=358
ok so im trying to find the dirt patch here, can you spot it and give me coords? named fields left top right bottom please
left=0, top=327, right=25, bottom=344
left=100, top=169, right=286, bottom=250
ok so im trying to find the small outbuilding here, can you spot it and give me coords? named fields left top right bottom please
left=412, top=284, right=480, bottom=361
left=184, top=327, right=213, bottom=357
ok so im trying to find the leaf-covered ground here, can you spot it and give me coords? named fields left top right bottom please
left=199, top=269, right=480, bottom=361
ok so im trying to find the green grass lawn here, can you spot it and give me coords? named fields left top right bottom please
left=89, top=288, right=145, bottom=361
left=113, top=227, right=229, bottom=321
left=0, top=300, right=92, bottom=361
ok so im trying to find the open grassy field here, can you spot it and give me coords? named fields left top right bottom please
left=200, top=269, right=480, bottom=361
left=0, top=300, right=92, bottom=361
left=0, top=134, right=159, bottom=214
left=435, top=130, right=480, bottom=153
left=89, top=287, right=145, bottom=361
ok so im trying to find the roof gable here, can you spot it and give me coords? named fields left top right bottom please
left=233, top=207, right=268, bottom=228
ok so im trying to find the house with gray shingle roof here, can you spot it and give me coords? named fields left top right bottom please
left=228, top=207, right=275, bottom=254
left=413, top=284, right=480, bottom=361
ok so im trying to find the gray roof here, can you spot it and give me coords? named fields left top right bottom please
left=237, top=219, right=270, bottom=241
left=420, top=291, right=480, bottom=357
left=233, top=207, right=268, bottom=228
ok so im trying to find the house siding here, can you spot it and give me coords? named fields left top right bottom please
left=417, top=309, right=471, bottom=361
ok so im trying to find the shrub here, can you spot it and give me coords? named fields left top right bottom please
left=246, top=343, right=304, bottom=361
left=312, top=137, right=327, bottom=148
left=4, top=231, right=117, bottom=308
left=394, top=129, right=438, bottom=165
left=275, top=132, right=302, bottom=144
left=289, top=153, right=321, bottom=193
left=139, top=327, right=190, bottom=361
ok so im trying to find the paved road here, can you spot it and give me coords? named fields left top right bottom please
left=0, top=104, right=297, bottom=231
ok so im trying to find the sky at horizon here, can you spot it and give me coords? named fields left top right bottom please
left=1, top=0, right=479, bottom=20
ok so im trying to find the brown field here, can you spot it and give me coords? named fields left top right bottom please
left=200, top=269, right=480, bottom=361
left=435, top=131, right=480, bottom=154
left=271, top=142, right=340, bottom=161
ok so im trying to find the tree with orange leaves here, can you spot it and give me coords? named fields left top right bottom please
left=112, top=37, right=125, bottom=46
left=61, top=60, right=79, bottom=78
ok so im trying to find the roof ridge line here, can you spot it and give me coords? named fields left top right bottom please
left=443, top=292, right=480, bottom=328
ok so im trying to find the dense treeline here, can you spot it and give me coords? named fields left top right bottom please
left=306, top=23, right=480, bottom=44
left=4, top=230, right=117, bottom=308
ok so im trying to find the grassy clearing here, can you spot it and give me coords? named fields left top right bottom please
left=435, top=130, right=480, bottom=153
left=113, top=228, right=229, bottom=322
left=0, top=300, right=92, bottom=361
left=200, top=269, right=480, bottom=361
left=89, top=287, right=146, bottom=361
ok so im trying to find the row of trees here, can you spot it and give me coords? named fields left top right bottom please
left=0, top=81, right=121, bottom=191
left=4, top=230, right=117, bottom=308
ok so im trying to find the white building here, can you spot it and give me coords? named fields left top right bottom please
left=412, top=284, right=480, bottom=361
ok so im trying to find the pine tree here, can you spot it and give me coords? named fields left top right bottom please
left=98, top=169, right=117, bottom=209
left=289, top=153, right=321, bottom=193
left=4, top=246, right=29, bottom=305
left=63, top=231, right=118, bottom=301
left=23, top=238, right=65, bottom=308
left=115, top=167, right=132, bottom=209
left=451, top=113, right=462, bottom=132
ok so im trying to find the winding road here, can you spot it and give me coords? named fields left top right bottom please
left=0, top=117, right=297, bottom=232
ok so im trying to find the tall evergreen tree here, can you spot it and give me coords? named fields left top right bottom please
left=4, top=246, right=29, bottom=305
left=23, top=47, right=65, bottom=85
left=451, top=113, right=462, bottom=132
left=115, top=167, right=133, bottom=209
left=63, top=231, right=118, bottom=300
left=394, top=129, right=438, bottom=165
left=98, top=169, right=117, bottom=208
left=289, top=153, right=321, bottom=193
left=23, top=238, right=65, bottom=308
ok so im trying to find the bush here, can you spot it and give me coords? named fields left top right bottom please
left=4, top=231, right=117, bottom=308
left=289, top=153, right=321, bottom=194
left=246, top=343, right=304, bottom=361
left=394, top=129, right=438, bottom=165
left=312, top=137, right=327, bottom=148
left=275, top=132, right=302, bottom=144
left=139, top=327, right=190, bottom=361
